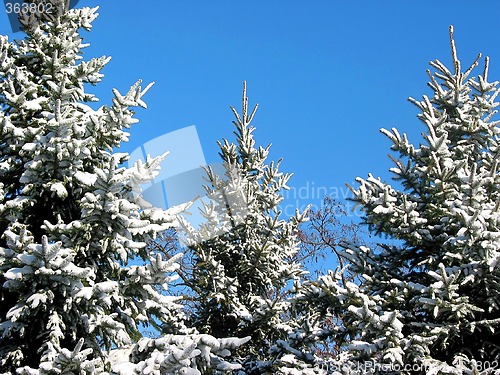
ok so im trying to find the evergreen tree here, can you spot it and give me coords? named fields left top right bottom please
left=0, top=1, right=246, bottom=373
left=301, top=27, right=500, bottom=374
left=176, top=83, right=319, bottom=373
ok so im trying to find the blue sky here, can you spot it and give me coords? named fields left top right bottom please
left=2, top=1, right=500, bottom=220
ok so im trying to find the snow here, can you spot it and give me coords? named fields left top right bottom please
left=49, top=182, right=68, bottom=198
left=23, top=97, right=46, bottom=111
left=4, top=266, right=33, bottom=280
left=26, top=293, right=49, bottom=309
left=108, top=347, right=134, bottom=375
left=373, top=205, right=394, bottom=214
left=2, top=5, right=499, bottom=372
left=75, top=287, right=93, bottom=300
left=74, top=170, right=97, bottom=186
left=21, top=143, right=37, bottom=152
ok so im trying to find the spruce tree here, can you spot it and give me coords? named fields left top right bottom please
left=0, top=1, right=247, bottom=373
left=301, top=27, right=500, bottom=373
left=175, top=83, right=319, bottom=373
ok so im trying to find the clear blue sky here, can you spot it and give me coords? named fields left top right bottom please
left=2, top=1, right=500, bottom=219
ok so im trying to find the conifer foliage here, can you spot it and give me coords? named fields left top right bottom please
left=0, top=1, right=246, bottom=373
left=3, top=1, right=499, bottom=373
left=301, top=26, right=500, bottom=373
left=176, top=83, right=316, bottom=373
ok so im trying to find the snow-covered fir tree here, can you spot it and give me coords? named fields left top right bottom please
left=0, top=1, right=247, bottom=373
left=175, top=83, right=324, bottom=373
left=300, top=27, right=500, bottom=374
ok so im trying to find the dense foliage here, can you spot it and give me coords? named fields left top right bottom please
left=298, top=27, right=500, bottom=374
left=1, top=2, right=498, bottom=374
left=0, top=2, right=247, bottom=374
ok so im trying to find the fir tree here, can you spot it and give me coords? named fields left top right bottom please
left=302, top=27, right=500, bottom=373
left=0, top=1, right=247, bottom=373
